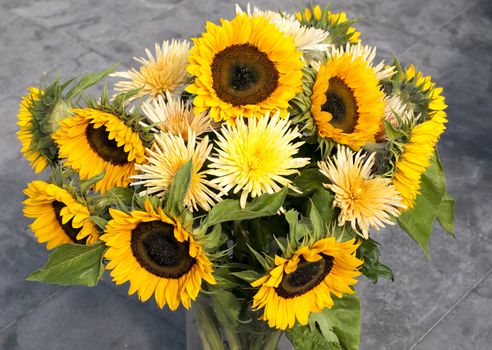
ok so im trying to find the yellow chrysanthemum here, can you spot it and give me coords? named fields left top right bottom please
left=111, top=40, right=190, bottom=101
left=393, top=66, right=447, bottom=209
left=208, top=113, right=310, bottom=208
left=141, top=91, right=212, bottom=140
left=101, top=201, right=216, bottom=310
left=236, top=4, right=329, bottom=51
left=17, top=87, right=48, bottom=173
left=53, top=108, right=146, bottom=193
left=252, top=237, right=362, bottom=330
left=23, top=180, right=100, bottom=250
left=310, top=44, right=387, bottom=150
left=318, top=147, right=405, bottom=238
left=131, top=130, right=221, bottom=212
left=186, top=14, right=304, bottom=122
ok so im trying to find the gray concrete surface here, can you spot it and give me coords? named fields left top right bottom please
left=0, top=0, right=490, bottom=349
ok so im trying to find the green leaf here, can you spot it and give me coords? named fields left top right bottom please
left=286, top=295, right=361, bottom=350
left=358, top=238, right=394, bottom=284
left=310, top=189, right=336, bottom=224
left=310, top=295, right=361, bottom=350
left=286, top=324, right=332, bottom=350
left=210, top=289, right=241, bottom=330
left=309, top=199, right=324, bottom=240
left=293, top=168, right=327, bottom=195
left=230, top=270, right=262, bottom=283
left=66, top=64, right=117, bottom=99
left=205, top=188, right=288, bottom=226
left=397, top=151, right=446, bottom=258
left=26, top=241, right=107, bottom=287
left=164, top=159, right=193, bottom=216
left=437, top=192, right=455, bottom=236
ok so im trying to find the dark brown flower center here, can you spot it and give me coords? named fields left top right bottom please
left=275, top=254, right=334, bottom=298
left=322, top=77, right=359, bottom=133
left=52, top=201, right=88, bottom=244
left=131, top=221, right=196, bottom=279
left=85, top=123, right=130, bottom=165
left=211, top=44, right=279, bottom=106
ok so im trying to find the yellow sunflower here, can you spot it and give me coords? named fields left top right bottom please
left=208, top=112, right=310, bottom=208
left=53, top=108, right=146, bottom=193
left=393, top=65, right=447, bottom=209
left=318, top=147, right=405, bottom=238
left=252, top=237, right=362, bottom=330
left=23, top=180, right=100, bottom=250
left=295, top=5, right=361, bottom=45
left=17, top=87, right=49, bottom=173
left=101, top=200, right=216, bottom=310
left=186, top=14, right=304, bottom=122
left=310, top=44, right=388, bottom=150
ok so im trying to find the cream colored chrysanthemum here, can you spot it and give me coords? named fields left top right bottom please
left=111, top=40, right=190, bottom=101
left=317, top=42, right=395, bottom=80
left=131, top=130, right=221, bottom=211
left=141, top=91, right=212, bottom=140
left=235, top=4, right=329, bottom=51
left=318, top=147, right=405, bottom=238
left=384, top=94, right=415, bottom=127
left=208, top=112, right=310, bottom=208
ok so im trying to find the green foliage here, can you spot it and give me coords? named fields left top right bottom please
left=437, top=192, right=455, bottom=236
left=292, top=168, right=327, bottom=195
left=26, top=242, right=107, bottom=287
left=210, top=289, right=242, bottom=330
left=287, top=295, right=361, bottom=350
left=205, top=188, right=288, bottom=227
left=358, top=238, right=394, bottom=283
left=397, top=150, right=454, bottom=258
left=65, top=64, right=117, bottom=99
left=164, top=159, right=193, bottom=216
left=309, top=189, right=336, bottom=224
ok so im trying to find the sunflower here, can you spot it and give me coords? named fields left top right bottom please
left=295, top=5, right=361, bottom=45
left=111, top=40, right=190, bottom=101
left=235, top=4, right=329, bottom=51
left=101, top=200, right=216, bottom=310
left=53, top=108, right=146, bottom=193
left=309, top=44, right=390, bottom=150
left=318, top=147, right=405, bottom=238
left=208, top=113, right=310, bottom=208
left=186, top=14, right=304, bottom=122
left=131, top=130, right=221, bottom=211
left=23, top=180, right=99, bottom=250
left=252, top=237, right=362, bottom=330
left=393, top=65, right=447, bottom=209
left=17, top=87, right=48, bottom=173
left=141, top=91, right=212, bottom=140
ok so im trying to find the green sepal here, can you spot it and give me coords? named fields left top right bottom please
left=26, top=241, right=107, bottom=287
left=204, top=188, right=288, bottom=227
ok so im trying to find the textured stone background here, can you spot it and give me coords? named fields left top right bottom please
left=0, top=0, right=491, bottom=349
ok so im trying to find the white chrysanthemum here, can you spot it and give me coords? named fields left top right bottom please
left=141, top=91, right=212, bottom=140
left=208, top=112, right=310, bottom=208
left=384, top=94, right=415, bottom=127
left=315, top=42, right=395, bottom=80
left=111, top=40, right=190, bottom=101
left=131, top=130, right=221, bottom=211
left=318, top=147, right=406, bottom=239
left=235, top=4, right=329, bottom=51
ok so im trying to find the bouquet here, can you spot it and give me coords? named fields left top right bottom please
left=18, top=3, right=454, bottom=349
